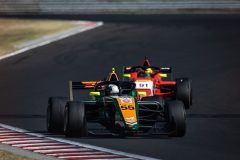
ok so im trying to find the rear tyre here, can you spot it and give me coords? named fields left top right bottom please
left=166, top=100, right=186, bottom=137
left=47, top=97, right=68, bottom=133
left=64, top=101, right=88, bottom=137
left=176, top=78, right=192, bottom=109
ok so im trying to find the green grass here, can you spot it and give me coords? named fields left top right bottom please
left=0, top=150, right=33, bottom=160
left=0, top=18, right=78, bottom=56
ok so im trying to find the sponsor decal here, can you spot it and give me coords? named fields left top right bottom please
left=120, top=97, right=132, bottom=103
left=126, top=116, right=135, bottom=123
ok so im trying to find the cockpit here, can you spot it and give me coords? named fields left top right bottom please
left=95, top=81, right=136, bottom=96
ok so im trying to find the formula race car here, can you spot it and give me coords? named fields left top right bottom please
left=47, top=69, right=186, bottom=137
left=123, top=57, right=192, bottom=109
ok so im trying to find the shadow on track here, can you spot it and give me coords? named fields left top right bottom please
left=0, top=114, right=45, bottom=118
left=187, top=113, right=240, bottom=118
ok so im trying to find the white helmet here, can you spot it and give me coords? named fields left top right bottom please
left=108, top=84, right=119, bottom=95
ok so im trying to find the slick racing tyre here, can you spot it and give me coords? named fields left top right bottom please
left=64, top=101, right=88, bottom=137
left=176, top=78, right=192, bottom=109
left=166, top=100, right=186, bottom=137
left=47, top=97, right=68, bottom=133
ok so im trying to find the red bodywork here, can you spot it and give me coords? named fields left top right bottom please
left=125, top=57, right=176, bottom=100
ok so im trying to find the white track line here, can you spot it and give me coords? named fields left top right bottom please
left=58, top=154, right=124, bottom=159
left=0, top=21, right=103, bottom=61
left=47, top=137, right=159, bottom=160
left=0, top=124, right=160, bottom=160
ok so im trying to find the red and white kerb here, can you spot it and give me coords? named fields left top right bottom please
left=0, top=126, right=132, bottom=160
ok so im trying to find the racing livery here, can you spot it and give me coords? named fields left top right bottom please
left=47, top=69, right=186, bottom=137
left=123, top=57, right=192, bottom=109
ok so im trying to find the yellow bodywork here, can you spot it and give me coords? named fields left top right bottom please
left=89, top=91, right=100, bottom=96
left=123, top=74, right=131, bottom=78
left=137, top=91, right=147, bottom=96
left=116, top=97, right=137, bottom=125
left=159, top=73, right=167, bottom=78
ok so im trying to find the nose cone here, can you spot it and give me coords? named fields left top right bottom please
left=127, top=122, right=139, bottom=131
left=116, top=97, right=139, bottom=131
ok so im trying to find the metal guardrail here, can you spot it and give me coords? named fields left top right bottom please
left=1, top=0, right=240, bottom=14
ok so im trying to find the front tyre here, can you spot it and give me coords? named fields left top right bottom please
left=64, top=101, right=88, bottom=137
left=47, top=97, right=68, bottom=133
left=176, top=78, right=192, bottom=109
left=166, top=100, right=186, bottom=137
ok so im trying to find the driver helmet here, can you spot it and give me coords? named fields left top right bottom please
left=107, top=84, right=119, bottom=95
left=145, top=68, right=153, bottom=74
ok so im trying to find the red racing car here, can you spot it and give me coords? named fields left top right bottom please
left=123, top=57, right=192, bottom=109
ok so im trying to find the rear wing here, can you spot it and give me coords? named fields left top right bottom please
left=123, top=66, right=172, bottom=73
left=142, top=56, right=172, bottom=73
left=159, top=67, right=172, bottom=73
left=68, top=68, right=120, bottom=101
left=71, top=81, right=98, bottom=89
left=123, top=66, right=132, bottom=74
left=69, top=81, right=100, bottom=101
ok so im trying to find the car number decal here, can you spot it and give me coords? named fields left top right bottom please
left=116, top=97, right=137, bottom=125
left=135, top=81, right=153, bottom=89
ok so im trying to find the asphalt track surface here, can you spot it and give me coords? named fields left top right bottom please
left=0, top=15, right=240, bottom=160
